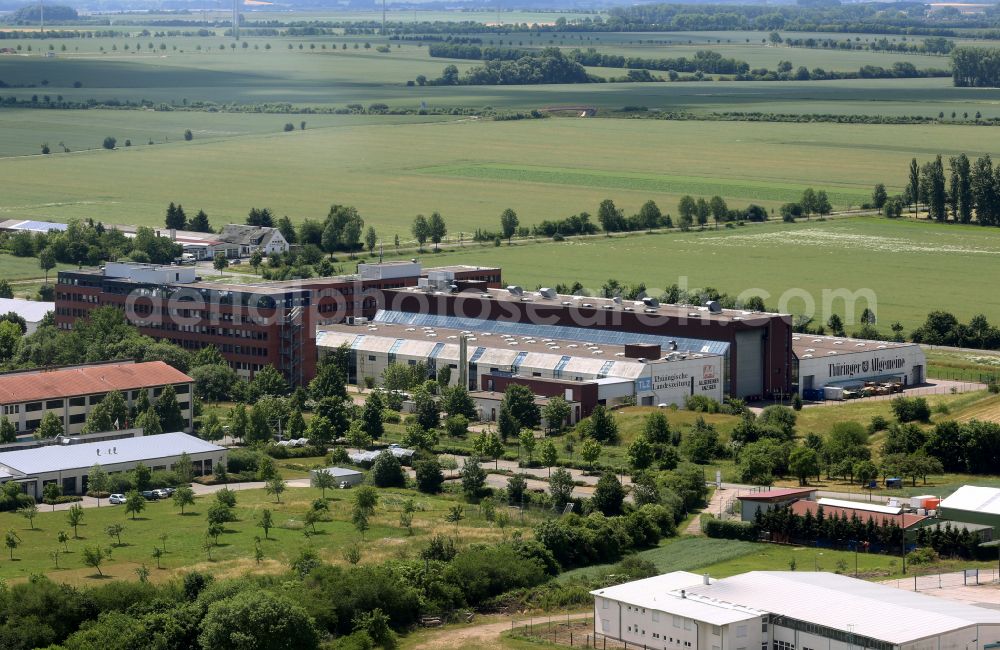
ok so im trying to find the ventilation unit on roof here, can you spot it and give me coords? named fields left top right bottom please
left=668, top=341, right=678, bottom=351
left=642, top=297, right=659, bottom=308
left=583, top=303, right=593, bottom=308
left=539, top=288, right=557, bottom=299
left=603, top=305, right=614, bottom=310
left=613, top=296, right=622, bottom=304
left=506, top=285, right=523, bottom=296
left=705, top=300, right=722, bottom=313
left=520, top=296, right=532, bottom=302
left=561, top=301, right=572, bottom=306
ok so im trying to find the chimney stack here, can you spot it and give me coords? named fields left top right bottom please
left=703, top=574, right=710, bottom=585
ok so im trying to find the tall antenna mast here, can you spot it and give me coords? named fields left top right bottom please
left=232, top=0, right=240, bottom=41
left=381, top=0, right=386, bottom=36
left=39, top=0, right=43, bottom=33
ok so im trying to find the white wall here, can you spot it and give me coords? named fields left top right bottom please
left=798, top=344, right=926, bottom=395
left=594, top=597, right=762, bottom=650
left=636, top=356, right=724, bottom=408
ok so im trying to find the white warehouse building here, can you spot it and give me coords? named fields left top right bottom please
left=592, top=571, right=1000, bottom=650
left=794, top=336, right=926, bottom=399
left=317, top=319, right=724, bottom=414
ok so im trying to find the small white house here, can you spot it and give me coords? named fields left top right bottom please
left=309, top=466, right=364, bottom=487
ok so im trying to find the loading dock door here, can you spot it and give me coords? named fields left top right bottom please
left=735, top=330, right=765, bottom=398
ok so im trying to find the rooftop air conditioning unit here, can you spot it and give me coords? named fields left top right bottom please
left=507, top=285, right=523, bottom=296
left=705, top=300, right=722, bottom=313
left=613, top=296, right=622, bottom=304
left=539, top=288, right=557, bottom=299
left=642, top=297, right=659, bottom=308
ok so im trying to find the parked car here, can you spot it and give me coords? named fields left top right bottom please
left=152, top=488, right=170, bottom=499
left=109, top=493, right=126, bottom=505
left=141, top=490, right=159, bottom=500
left=338, top=481, right=352, bottom=490
left=161, top=487, right=176, bottom=497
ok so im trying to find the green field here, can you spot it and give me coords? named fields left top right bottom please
left=2, top=114, right=996, bottom=236
left=0, top=253, right=74, bottom=281
left=385, top=217, right=1000, bottom=330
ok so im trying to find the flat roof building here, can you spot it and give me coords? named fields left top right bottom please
left=593, top=570, right=1000, bottom=650
left=0, top=360, right=193, bottom=437
left=317, top=316, right=725, bottom=413
left=0, top=431, right=224, bottom=499
left=0, top=297, right=54, bottom=334
left=793, top=335, right=926, bottom=398
left=379, top=285, right=793, bottom=399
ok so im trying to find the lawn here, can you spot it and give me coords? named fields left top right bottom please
left=0, top=253, right=75, bottom=281
left=0, top=484, right=533, bottom=584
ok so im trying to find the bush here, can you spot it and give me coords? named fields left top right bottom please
left=283, top=123, right=295, bottom=132
left=43, top=495, right=82, bottom=505
left=380, top=409, right=401, bottom=424
left=906, top=547, right=940, bottom=565
left=868, top=415, right=889, bottom=433
left=226, top=449, right=263, bottom=474
left=891, top=396, right=931, bottom=423
left=685, top=395, right=721, bottom=413
left=102, top=136, right=116, bottom=150
left=701, top=514, right=758, bottom=541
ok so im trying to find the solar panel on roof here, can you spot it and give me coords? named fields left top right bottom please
left=373, top=310, right=730, bottom=357
left=14, top=220, right=68, bottom=233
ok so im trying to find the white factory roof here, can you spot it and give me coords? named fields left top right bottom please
left=940, top=485, right=1000, bottom=515
left=603, top=571, right=1000, bottom=644
left=0, top=432, right=224, bottom=476
left=816, top=497, right=903, bottom=515
left=592, top=572, right=762, bottom=626
left=0, top=298, right=54, bottom=323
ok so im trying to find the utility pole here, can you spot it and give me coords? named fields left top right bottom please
left=381, top=0, right=386, bottom=36
left=39, top=0, right=43, bottom=34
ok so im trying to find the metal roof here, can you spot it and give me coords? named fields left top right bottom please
left=737, top=487, right=816, bottom=502
left=310, top=467, right=362, bottom=477
left=0, top=432, right=224, bottom=476
left=373, top=310, right=730, bottom=356
left=817, top=497, right=903, bottom=515
left=592, top=572, right=762, bottom=626
left=0, top=298, right=54, bottom=323
left=703, top=571, right=1000, bottom=643
left=940, top=485, right=1000, bottom=516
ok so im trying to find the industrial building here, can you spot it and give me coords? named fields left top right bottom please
left=0, top=360, right=194, bottom=437
left=0, top=431, right=225, bottom=499
left=0, top=297, right=54, bottom=334
left=317, top=317, right=725, bottom=415
left=793, top=335, right=926, bottom=399
left=939, top=486, right=1000, bottom=534
left=55, top=261, right=500, bottom=387
left=380, top=285, right=791, bottom=399
left=592, top=570, right=1000, bottom=650
left=737, top=488, right=817, bottom=522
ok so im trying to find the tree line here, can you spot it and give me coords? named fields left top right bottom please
left=783, top=35, right=954, bottom=55
left=902, top=153, right=1000, bottom=225
left=952, top=47, right=1000, bottom=88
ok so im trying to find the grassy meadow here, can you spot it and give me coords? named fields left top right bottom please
left=0, top=483, right=533, bottom=584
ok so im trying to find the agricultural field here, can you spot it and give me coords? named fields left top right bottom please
left=1, top=114, right=996, bottom=239
left=385, top=217, right=1000, bottom=331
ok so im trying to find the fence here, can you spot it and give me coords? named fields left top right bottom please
left=884, top=568, right=999, bottom=592
left=511, top=617, right=639, bottom=649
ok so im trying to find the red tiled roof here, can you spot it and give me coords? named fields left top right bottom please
left=0, top=362, right=192, bottom=404
left=738, top=488, right=817, bottom=502
left=791, top=500, right=927, bottom=530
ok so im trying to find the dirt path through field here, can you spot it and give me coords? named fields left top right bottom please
left=410, top=612, right=591, bottom=650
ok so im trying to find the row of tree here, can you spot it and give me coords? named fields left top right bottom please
left=3, top=218, right=181, bottom=267
left=904, top=153, right=1000, bottom=225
